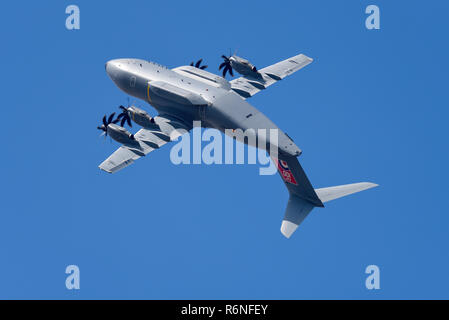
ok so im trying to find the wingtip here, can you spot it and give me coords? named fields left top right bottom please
left=363, top=182, right=379, bottom=189
left=98, top=165, right=113, bottom=174
left=300, top=54, right=313, bottom=62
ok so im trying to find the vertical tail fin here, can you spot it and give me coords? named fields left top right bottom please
left=281, top=194, right=314, bottom=238
left=273, top=155, right=378, bottom=238
left=272, top=155, right=324, bottom=207
left=272, top=155, right=322, bottom=238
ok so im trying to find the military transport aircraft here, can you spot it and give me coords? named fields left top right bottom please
left=98, top=52, right=378, bottom=238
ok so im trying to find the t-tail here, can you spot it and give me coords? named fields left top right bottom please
left=272, top=155, right=378, bottom=238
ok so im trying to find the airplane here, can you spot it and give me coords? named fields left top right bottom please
left=99, top=52, right=378, bottom=238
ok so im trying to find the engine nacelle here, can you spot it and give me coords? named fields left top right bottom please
left=107, top=123, right=137, bottom=145
left=230, top=55, right=258, bottom=76
left=126, top=106, right=155, bottom=128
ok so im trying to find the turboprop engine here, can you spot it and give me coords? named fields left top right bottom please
left=118, top=105, right=156, bottom=128
left=219, top=54, right=258, bottom=78
left=106, top=123, right=137, bottom=145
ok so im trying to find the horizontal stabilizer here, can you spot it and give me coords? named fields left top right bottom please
left=315, top=182, right=378, bottom=203
left=281, top=182, right=378, bottom=239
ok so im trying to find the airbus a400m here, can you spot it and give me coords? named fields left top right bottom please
left=97, top=52, right=377, bottom=238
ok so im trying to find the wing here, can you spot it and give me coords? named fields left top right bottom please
left=99, top=115, right=192, bottom=173
left=230, top=53, right=313, bottom=98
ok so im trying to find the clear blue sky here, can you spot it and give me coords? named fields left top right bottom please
left=1, top=0, right=448, bottom=299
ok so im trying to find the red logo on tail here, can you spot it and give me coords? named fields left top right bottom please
left=275, top=159, right=298, bottom=185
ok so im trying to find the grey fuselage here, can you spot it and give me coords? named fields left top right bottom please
left=105, top=58, right=301, bottom=156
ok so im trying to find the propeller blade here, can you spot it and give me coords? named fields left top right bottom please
left=229, top=67, right=234, bottom=77
left=107, top=112, right=116, bottom=124
left=117, top=113, right=124, bottom=120
left=102, top=115, right=107, bottom=127
left=126, top=116, right=132, bottom=127
left=112, top=118, right=119, bottom=124
left=200, top=65, right=207, bottom=70
left=195, top=59, right=202, bottom=68
left=190, top=62, right=194, bottom=66
left=222, top=66, right=228, bottom=77
left=221, top=55, right=229, bottom=61
left=219, top=62, right=226, bottom=70
left=119, top=105, right=127, bottom=111
left=120, top=117, right=126, bottom=127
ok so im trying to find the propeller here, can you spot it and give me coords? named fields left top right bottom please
left=117, top=105, right=132, bottom=127
left=97, top=113, right=119, bottom=136
left=190, top=58, right=207, bottom=70
left=219, top=55, right=234, bottom=78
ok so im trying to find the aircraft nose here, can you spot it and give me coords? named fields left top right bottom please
left=105, top=60, right=119, bottom=80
